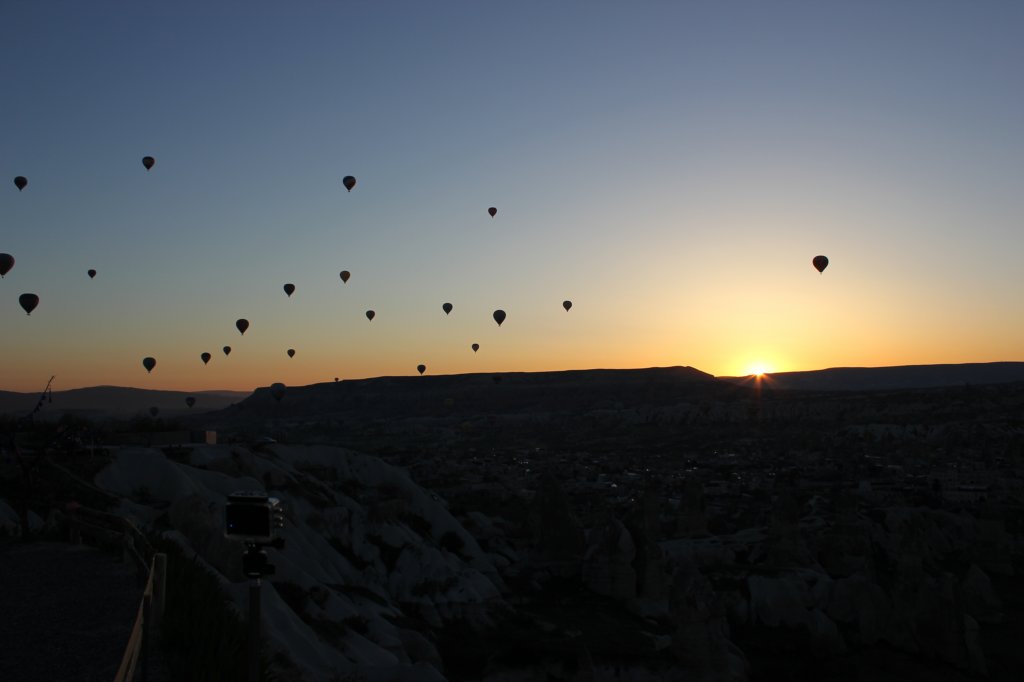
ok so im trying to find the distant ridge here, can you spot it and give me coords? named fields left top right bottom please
left=0, top=385, right=250, bottom=418
left=720, top=362, right=1024, bottom=392
left=196, top=366, right=718, bottom=426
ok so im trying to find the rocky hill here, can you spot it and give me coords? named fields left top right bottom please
left=721, top=362, right=1024, bottom=391
left=0, top=386, right=249, bottom=419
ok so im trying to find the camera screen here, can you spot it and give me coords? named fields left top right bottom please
left=225, top=503, right=271, bottom=538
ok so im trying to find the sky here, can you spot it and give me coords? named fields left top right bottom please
left=2, top=1, right=1023, bottom=392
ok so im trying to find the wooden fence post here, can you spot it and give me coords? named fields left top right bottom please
left=142, top=592, right=152, bottom=682
left=152, top=553, right=167, bottom=627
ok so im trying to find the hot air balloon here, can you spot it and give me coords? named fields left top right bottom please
left=0, top=253, right=13, bottom=278
left=340, top=270, right=351, bottom=283
left=563, top=300, right=572, bottom=312
left=287, top=348, right=295, bottom=358
left=442, top=302, right=453, bottom=315
left=283, top=283, right=295, bottom=297
left=185, top=396, right=196, bottom=408
left=488, top=207, right=497, bottom=218
left=19, top=293, right=39, bottom=315
left=14, top=176, right=27, bottom=191
left=343, top=176, right=356, bottom=192
left=365, top=310, right=375, bottom=321
left=149, top=407, right=159, bottom=417
left=270, top=383, right=286, bottom=402
left=493, top=309, right=506, bottom=326
left=236, top=319, right=249, bottom=335
left=142, top=357, right=156, bottom=373
left=812, top=255, right=829, bottom=274
left=201, top=352, right=212, bottom=365
left=87, top=269, right=96, bottom=279
left=471, top=343, right=479, bottom=353
left=142, top=156, right=155, bottom=171
left=417, top=364, right=426, bottom=375
left=223, top=345, right=232, bottom=356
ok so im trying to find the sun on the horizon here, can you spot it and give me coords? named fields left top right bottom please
left=746, top=362, right=773, bottom=377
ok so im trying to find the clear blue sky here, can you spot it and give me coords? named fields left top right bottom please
left=2, top=1, right=1023, bottom=391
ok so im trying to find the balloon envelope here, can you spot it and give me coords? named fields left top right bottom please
left=87, top=269, right=96, bottom=279
left=340, top=270, right=351, bottom=283
left=142, top=356, right=156, bottom=373
left=343, top=176, right=356, bottom=192
left=185, top=396, right=196, bottom=408
left=493, top=309, right=506, bottom=326
left=236, top=319, right=249, bottom=335
left=563, top=300, right=572, bottom=312
left=19, top=293, right=39, bottom=315
left=488, top=207, right=497, bottom=217
left=201, top=352, right=211, bottom=365
left=812, top=255, right=829, bottom=273
left=270, top=382, right=286, bottom=402
left=0, top=253, right=13, bottom=278
left=287, top=348, right=295, bottom=358
left=223, top=345, right=232, bottom=356
left=471, top=343, right=479, bottom=353
left=442, top=302, right=453, bottom=315
left=283, top=283, right=295, bottom=297
left=14, top=176, right=27, bottom=191
left=365, top=310, right=375, bottom=321
left=142, top=156, right=155, bottom=170
left=417, top=364, right=426, bottom=375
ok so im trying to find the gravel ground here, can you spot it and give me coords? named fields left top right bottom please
left=0, top=541, right=144, bottom=682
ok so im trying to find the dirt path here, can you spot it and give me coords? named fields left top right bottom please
left=0, top=541, right=142, bottom=682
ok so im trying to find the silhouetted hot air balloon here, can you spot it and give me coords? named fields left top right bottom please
left=201, top=352, right=212, bottom=365
left=287, top=348, right=295, bottom=358
left=185, top=396, right=196, bottom=408
left=149, top=406, right=159, bottom=417
left=365, top=310, right=375, bottom=321
left=563, top=300, right=572, bottom=312
left=19, top=293, right=39, bottom=315
left=283, top=283, right=295, bottom=297
left=14, top=176, right=27, bottom=191
left=488, top=207, right=497, bottom=218
left=340, top=270, right=351, bottom=283
left=236, top=319, right=249, bottom=335
left=334, top=377, right=339, bottom=382
left=493, top=309, right=506, bottom=326
left=270, top=383, right=286, bottom=402
left=442, top=302, right=453, bottom=315
left=417, top=364, right=426, bottom=375
left=87, top=269, right=96, bottom=279
left=223, top=345, right=232, bottom=356
left=812, top=255, right=829, bottom=274
left=142, top=357, right=156, bottom=373
left=142, top=156, right=155, bottom=171
left=0, top=253, right=13, bottom=278
left=343, top=176, right=356, bottom=192
left=471, top=343, right=479, bottom=353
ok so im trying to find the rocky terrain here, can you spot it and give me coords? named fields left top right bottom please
left=3, top=366, right=1023, bottom=680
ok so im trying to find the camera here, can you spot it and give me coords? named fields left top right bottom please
left=225, top=491, right=284, bottom=543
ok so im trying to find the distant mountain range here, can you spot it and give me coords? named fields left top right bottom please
left=0, top=386, right=250, bottom=419
left=3, top=362, right=1021, bottom=421
left=719, top=361, right=1024, bottom=391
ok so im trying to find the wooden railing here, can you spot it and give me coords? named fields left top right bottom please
left=67, top=505, right=166, bottom=682
left=113, top=552, right=167, bottom=682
